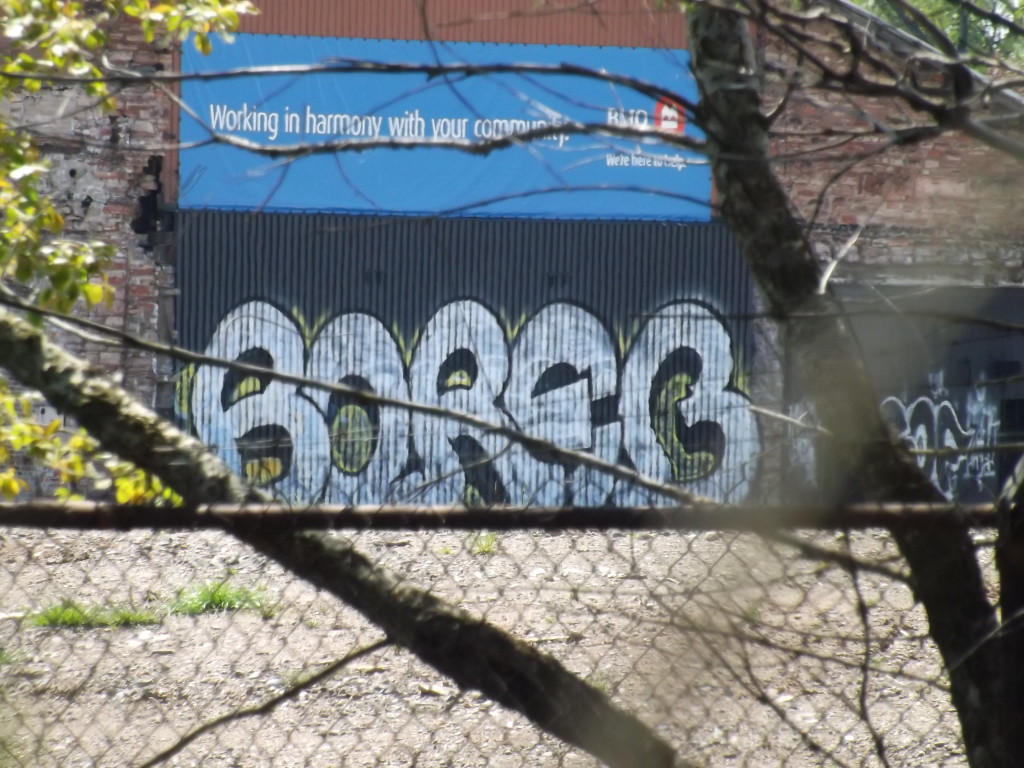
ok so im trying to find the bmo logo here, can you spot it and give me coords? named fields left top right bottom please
left=654, top=98, right=685, bottom=134
left=607, top=99, right=686, bottom=135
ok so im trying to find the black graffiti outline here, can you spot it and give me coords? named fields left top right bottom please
left=182, top=296, right=760, bottom=504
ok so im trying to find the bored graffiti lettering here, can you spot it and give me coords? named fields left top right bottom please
left=881, top=389, right=998, bottom=500
left=182, top=299, right=761, bottom=505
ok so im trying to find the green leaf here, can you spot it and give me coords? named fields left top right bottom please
left=9, top=163, right=45, bottom=180
left=82, top=282, right=104, bottom=306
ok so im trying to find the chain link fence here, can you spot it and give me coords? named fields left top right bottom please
left=0, top=518, right=981, bottom=767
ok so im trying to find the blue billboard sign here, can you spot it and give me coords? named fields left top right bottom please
left=179, top=35, right=709, bottom=219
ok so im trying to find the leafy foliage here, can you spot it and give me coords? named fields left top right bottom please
left=0, top=380, right=184, bottom=503
left=0, top=0, right=255, bottom=501
left=863, top=0, right=1024, bottom=59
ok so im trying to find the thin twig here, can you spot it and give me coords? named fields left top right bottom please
left=844, top=531, right=894, bottom=768
left=139, top=638, right=392, bottom=768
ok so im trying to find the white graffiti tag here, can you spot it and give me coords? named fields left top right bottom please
left=504, top=303, right=622, bottom=506
left=307, top=313, right=411, bottom=504
left=407, top=300, right=514, bottom=505
left=616, top=303, right=758, bottom=504
left=191, top=302, right=330, bottom=502
left=881, top=394, right=995, bottom=500
left=185, top=299, right=762, bottom=505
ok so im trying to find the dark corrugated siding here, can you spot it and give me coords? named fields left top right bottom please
left=239, top=0, right=687, bottom=47
left=175, top=212, right=759, bottom=506
left=176, top=212, right=750, bottom=354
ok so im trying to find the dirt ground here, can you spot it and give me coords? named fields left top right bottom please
left=0, top=526, right=973, bottom=767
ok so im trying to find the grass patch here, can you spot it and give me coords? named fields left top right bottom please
left=29, top=600, right=159, bottom=629
left=469, top=532, right=499, bottom=556
left=27, top=581, right=274, bottom=629
left=170, top=581, right=273, bottom=618
left=106, top=605, right=161, bottom=626
left=31, top=601, right=102, bottom=628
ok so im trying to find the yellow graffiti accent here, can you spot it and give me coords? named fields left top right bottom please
left=391, top=323, right=420, bottom=367
left=616, top=317, right=643, bottom=358
left=176, top=363, right=197, bottom=433
left=290, top=307, right=312, bottom=348
left=391, top=323, right=403, bottom=352
left=289, top=307, right=333, bottom=349
left=291, top=306, right=312, bottom=345
left=651, top=372, right=717, bottom=482
left=308, top=311, right=333, bottom=343
left=731, top=349, right=751, bottom=398
left=390, top=322, right=407, bottom=362
left=501, top=310, right=529, bottom=341
left=462, top=483, right=485, bottom=509
left=228, top=375, right=265, bottom=407
left=330, top=404, right=375, bottom=475
left=244, top=457, right=284, bottom=485
left=444, top=370, right=473, bottom=391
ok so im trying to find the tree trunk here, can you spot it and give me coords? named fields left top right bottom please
left=0, top=306, right=682, bottom=768
left=995, top=463, right=1024, bottom=760
left=686, top=5, right=1003, bottom=765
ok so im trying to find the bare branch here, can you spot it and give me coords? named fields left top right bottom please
left=0, top=295, right=681, bottom=768
left=7, top=58, right=700, bottom=115
left=139, top=639, right=393, bottom=768
left=688, top=5, right=1001, bottom=761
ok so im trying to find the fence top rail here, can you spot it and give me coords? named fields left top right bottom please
left=0, top=500, right=999, bottom=531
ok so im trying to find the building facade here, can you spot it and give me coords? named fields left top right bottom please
left=16, top=0, right=1024, bottom=505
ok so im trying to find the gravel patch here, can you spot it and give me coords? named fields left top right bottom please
left=0, top=527, right=968, bottom=766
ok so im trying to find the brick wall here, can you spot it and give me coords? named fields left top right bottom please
left=761, top=17, right=1024, bottom=286
left=4, top=21, right=178, bottom=411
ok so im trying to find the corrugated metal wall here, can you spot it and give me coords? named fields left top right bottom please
left=238, top=0, right=687, bottom=47
left=175, top=212, right=760, bottom=505
left=176, top=213, right=751, bottom=349
left=169, top=5, right=759, bottom=508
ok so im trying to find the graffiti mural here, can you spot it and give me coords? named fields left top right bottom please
left=183, top=298, right=759, bottom=505
left=785, top=385, right=1000, bottom=503
left=785, top=286, right=1024, bottom=503
left=184, top=299, right=761, bottom=505
left=881, top=381, right=999, bottom=500
left=175, top=213, right=762, bottom=506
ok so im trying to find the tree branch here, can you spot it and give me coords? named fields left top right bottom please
left=139, top=639, right=393, bottom=768
left=687, top=4, right=1002, bottom=765
left=0, top=305, right=682, bottom=767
